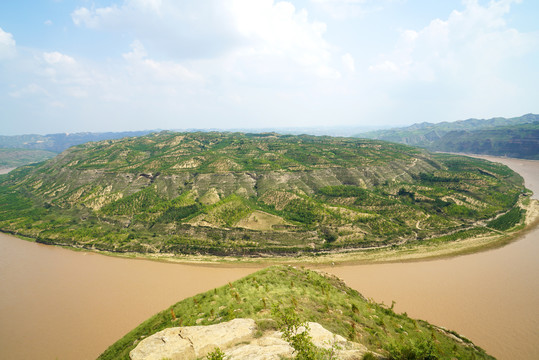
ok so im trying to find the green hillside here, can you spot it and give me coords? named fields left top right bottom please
left=0, top=148, right=57, bottom=169
left=0, top=131, right=526, bottom=256
left=357, top=114, right=538, bottom=159
left=98, top=266, right=493, bottom=360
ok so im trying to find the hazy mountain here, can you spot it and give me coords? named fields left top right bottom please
left=356, top=114, right=539, bottom=159
left=0, top=148, right=57, bottom=169
left=432, top=122, right=539, bottom=159
left=0, top=130, right=155, bottom=153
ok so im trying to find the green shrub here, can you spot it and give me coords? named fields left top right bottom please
left=487, top=207, right=524, bottom=230
left=272, top=305, right=318, bottom=360
left=385, top=337, right=437, bottom=360
left=283, top=199, right=319, bottom=225
left=320, top=227, right=338, bottom=243
left=206, top=347, right=226, bottom=360
left=157, top=204, right=200, bottom=222
left=443, top=204, right=476, bottom=218
left=319, top=185, right=367, bottom=198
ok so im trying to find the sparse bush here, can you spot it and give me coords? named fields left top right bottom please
left=385, top=337, right=438, bottom=360
left=320, top=227, right=338, bottom=243
left=487, top=207, right=523, bottom=230
left=282, top=199, right=319, bottom=225
left=206, top=347, right=226, bottom=360
left=319, top=185, right=367, bottom=198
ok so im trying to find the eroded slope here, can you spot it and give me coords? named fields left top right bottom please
left=0, top=132, right=525, bottom=255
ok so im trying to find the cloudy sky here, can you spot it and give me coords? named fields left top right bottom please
left=1, top=0, right=538, bottom=135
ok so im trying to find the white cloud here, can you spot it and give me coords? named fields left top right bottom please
left=122, top=40, right=204, bottom=83
left=43, top=51, right=76, bottom=66
left=72, top=1, right=239, bottom=59
left=9, top=83, right=49, bottom=98
left=122, top=39, right=147, bottom=61
left=66, top=87, right=88, bottom=98
left=229, top=0, right=340, bottom=79
left=44, top=20, right=53, bottom=26
left=369, top=60, right=398, bottom=73
left=133, top=0, right=162, bottom=13
left=3, top=0, right=533, bottom=135
left=311, top=0, right=388, bottom=19
left=72, top=6, right=117, bottom=28
left=362, top=0, right=539, bottom=124
left=369, top=0, right=535, bottom=81
left=71, top=0, right=341, bottom=80
left=0, top=27, right=16, bottom=59
left=341, top=53, right=355, bottom=72
left=41, top=51, right=97, bottom=89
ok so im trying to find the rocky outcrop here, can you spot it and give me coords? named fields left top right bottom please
left=130, top=318, right=372, bottom=360
left=129, top=318, right=256, bottom=360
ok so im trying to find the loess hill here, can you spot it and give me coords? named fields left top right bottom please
left=0, top=131, right=526, bottom=256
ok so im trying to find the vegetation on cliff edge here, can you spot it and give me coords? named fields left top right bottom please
left=98, top=266, right=493, bottom=360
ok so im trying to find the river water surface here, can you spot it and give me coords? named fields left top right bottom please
left=0, top=156, right=537, bottom=359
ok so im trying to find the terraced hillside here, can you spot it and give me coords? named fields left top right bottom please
left=0, top=132, right=526, bottom=256
left=98, top=266, right=494, bottom=360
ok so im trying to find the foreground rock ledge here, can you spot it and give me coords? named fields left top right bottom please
left=129, top=318, right=372, bottom=360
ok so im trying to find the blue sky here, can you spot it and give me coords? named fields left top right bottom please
left=1, top=0, right=538, bottom=135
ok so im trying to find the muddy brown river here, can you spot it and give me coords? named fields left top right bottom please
left=0, top=156, right=538, bottom=359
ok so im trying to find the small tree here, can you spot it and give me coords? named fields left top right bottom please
left=320, top=226, right=338, bottom=243
left=272, top=305, right=318, bottom=360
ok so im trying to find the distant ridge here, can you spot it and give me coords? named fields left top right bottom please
left=0, top=130, right=155, bottom=153
left=356, top=114, right=539, bottom=159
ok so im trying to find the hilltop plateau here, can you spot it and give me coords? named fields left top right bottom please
left=0, top=131, right=527, bottom=258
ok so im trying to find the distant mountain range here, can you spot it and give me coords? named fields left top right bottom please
left=1, top=113, right=537, bottom=170
left=357, top=114, right=539, bottom=159
left=0, top=130, right=155, bottom=168
left=0, top=130, right=154, bottom=153
left=0, top=148, right=57, bottom=169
